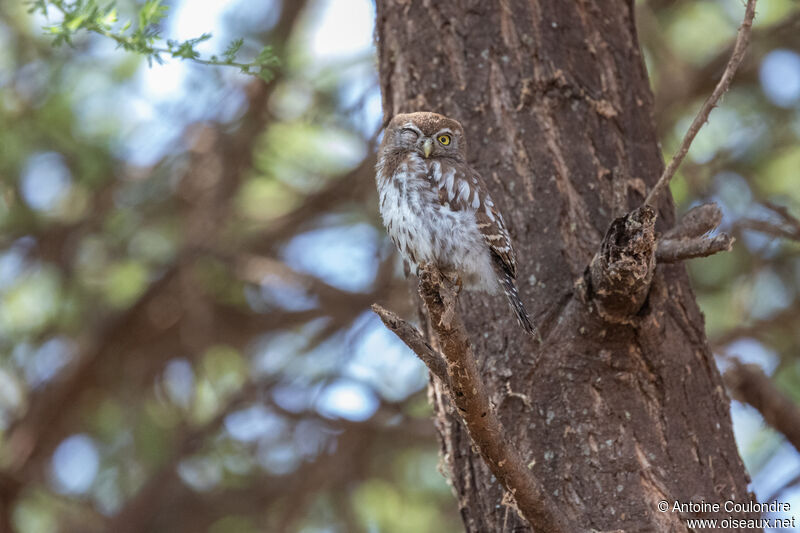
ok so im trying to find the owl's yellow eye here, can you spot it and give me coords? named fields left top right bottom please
left=437, top=134, right=451, bottom=146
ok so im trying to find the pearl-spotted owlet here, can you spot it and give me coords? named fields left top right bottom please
left=375, top=111, right=535, bottom=335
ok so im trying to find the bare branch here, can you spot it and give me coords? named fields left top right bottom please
left=711, top=302, right=800, bottom=347
left=764, top=201, right=800, bottom=232
left=656, top=233, right=734, bottom=263
left=645, top=0, right=758, bottom=206
left=739, top=219, right=800, bottom=241
left=765, top=471, right=800, bottom=504
left=724, top=361, right=800, bottom=454
left=738, top=202, right=800, bottom=242
left=656, top=202, right=733, bottom=263
left=377, top=266, right=579, bottom=533
left=663, top=203, right=723, bottom=240
left=371, top=304, right=450, bottom=386
left=244, top=154, right=376, bottom=255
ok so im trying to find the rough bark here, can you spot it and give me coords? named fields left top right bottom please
left=375, top=1, right=756, bottom=531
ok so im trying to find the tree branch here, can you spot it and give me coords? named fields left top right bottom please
left=724, top=361, right=800, bottom=454
left=662, top=203, right=723, bottom=240
left=645, top=0, right=757, bottom=206
left=657, top=233, right=734, bottom=263
left=374, top=266, right=578, bottom=533
left=711, top=302, right=800, bottom=348
left=371, top=304, right=450, bottom=386
left=656, top=202, right=734, bottom=262
left=738, top=202, right=800, bottom=242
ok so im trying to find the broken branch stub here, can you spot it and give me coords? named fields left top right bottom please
left=588, top=206, right=656, bottom=322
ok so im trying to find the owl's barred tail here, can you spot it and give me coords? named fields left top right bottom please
left=499, top=272, right=537, bottom=337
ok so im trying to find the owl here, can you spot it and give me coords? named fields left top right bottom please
left=375, top=111, right=535, bottom=335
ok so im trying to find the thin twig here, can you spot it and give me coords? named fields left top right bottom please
left=645, top=0, right=758, bottom=206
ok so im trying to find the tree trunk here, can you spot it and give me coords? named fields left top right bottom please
left=375, top=1, right=757, bottom=531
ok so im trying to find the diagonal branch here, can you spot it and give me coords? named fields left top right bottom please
left=371, top=304, right=450, bottom=386
left=738, top=201, right=800, bottom=242
left=645, top=0, right=758, bottom=206
left=374, top=266, right=578, bottom=533
left=724, top=360, right=800, bottom=455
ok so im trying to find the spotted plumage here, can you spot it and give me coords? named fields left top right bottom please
left=375, top=111, right=535, bottom=335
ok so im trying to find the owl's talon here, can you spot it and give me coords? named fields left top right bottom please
left=453, top=277, right=463, bottom=295
left=440, top=269, right=461, bottom=291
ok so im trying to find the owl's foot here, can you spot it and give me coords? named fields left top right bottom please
left=440, top=269, right=462, bottom=295
left=436, top=269, right=462, bottom=329
left=416, top=264, right=460, bottom=329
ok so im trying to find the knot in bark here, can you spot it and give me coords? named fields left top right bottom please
left=588, top=206, right=656, bottom=323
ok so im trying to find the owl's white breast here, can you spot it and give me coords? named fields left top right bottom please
left=377, top=153, right=499, bottom=293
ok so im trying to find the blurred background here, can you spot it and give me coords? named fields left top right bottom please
left=0, top=0, right=798, bottom=531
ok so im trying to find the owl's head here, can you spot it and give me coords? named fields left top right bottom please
left=383, top=112, right=466, bottom=161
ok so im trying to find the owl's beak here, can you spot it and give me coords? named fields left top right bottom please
left=422, top=138, right=433, bottom=158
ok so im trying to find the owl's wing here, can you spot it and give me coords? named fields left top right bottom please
left=431, top=162, right=517, bottom=279
left=475, top=201, right=517, bottom=279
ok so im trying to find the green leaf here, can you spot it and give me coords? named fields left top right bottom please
left=223, top=37, right=244, bottom=62
left=192, top=33, right=212, bottom=44
left=173, top=41, right=199, bottom=60
left=65, top=13, right=89, bottom=31
left=100, top=7, right=117, bottom=27
left=257, top=68, right=275, bottom=83
left=139, top=0, right=168, bottom=28
left=255, top=45, right=274, bottom=65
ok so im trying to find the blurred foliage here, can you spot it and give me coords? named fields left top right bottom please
left=0, top=0, right=799, bottom=531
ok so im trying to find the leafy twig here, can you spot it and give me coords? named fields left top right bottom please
left=29, top=0, right=279, bottom=81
